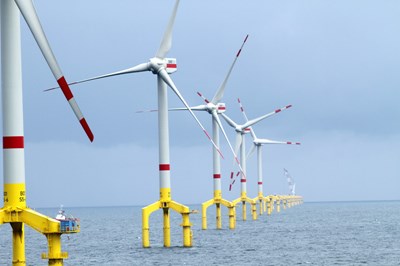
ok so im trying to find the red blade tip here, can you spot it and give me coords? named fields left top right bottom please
left=80, top=118, right=94, bottom=142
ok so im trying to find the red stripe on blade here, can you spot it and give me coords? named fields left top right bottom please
left=57, top=76, right=74, bottom=101
left=159, top=164, right=170, bottom=171
left=275, top=109, right=281, bottom=113
left=213, top=174, right=221, bottom=179
left=80, top=118, right=94, bottom=142
left=3, top=136, right=24, bottom=149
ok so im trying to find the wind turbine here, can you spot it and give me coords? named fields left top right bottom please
left=1, top=0, right=92, bottom=265
left=284, top=168, right=302, bottom=208
left=168, top=35, right=249, bottom=230
left=45, top=0, right=217, bottom=248
left=238, top=99, right=300, bottom=215
left=284, top=168, right=296, bottom=195
left=221, top=102, right=293, bottom=221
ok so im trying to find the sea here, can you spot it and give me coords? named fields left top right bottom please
left=0, top=201, right=399, bottom=265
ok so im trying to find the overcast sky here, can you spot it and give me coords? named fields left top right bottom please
left=2, top=0, right=399, bottom=207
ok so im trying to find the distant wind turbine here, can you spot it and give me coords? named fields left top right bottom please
left=221, top=103, right=293, bottom=221
left=238, top=99, right=300, bottom=215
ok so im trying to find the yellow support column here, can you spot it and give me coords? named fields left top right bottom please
left=228, top=206, right=235, bottom=229
left=142, top=201, right=161, bottom=248
left=170, top=201, right=192, bottom=248
left=201, top=199, right=214, bottom=230
left=254, top=193, right=264, bottom=216
left=266, top=197, right=272, bottom=215
left=42, top=233, right=67, bottom=266
left=242, top=201, right=247, bottom=221
left=216, top=203, right=222, bottom=229
left=11, top=222, right=25, bottom=266
left=181, top=213, right=192, bottom=247
left=276, top=197, right=281, bottom=213
left=220, top=198, right=236, bottom=230
left=263, top=198, right=267, bottom=213
left=163, top=208, right=170, bottom=247
left=251, top=201, right=257, bottom=220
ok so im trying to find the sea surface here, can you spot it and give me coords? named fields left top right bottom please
left=0, top=201, right=399, bottom=265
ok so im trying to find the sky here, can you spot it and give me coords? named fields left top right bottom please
left=1, top=0, right=399, bottom=208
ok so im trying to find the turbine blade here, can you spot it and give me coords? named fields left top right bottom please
left=211, top=34, right=249, bottom=104
left=169, top=105, right=208, bottom=111
left=212, top=111, right=246, bottom=177
left=44, top=63, right=150, bottom=92
left=234, top=132, right=242, bottom=159
left=242, top=104, right=292, bottom=129
left=237, top=98, right=250, bottom=121
left=135, top=109, right=159, bottom=113
left=247, top=144, right=256, bottom=160
left=229, top=171, right=240, bottom=190
left=156, top=0, right=180, bottom=58
left=158, top=69, right=224, bottom=158
left=237, top=98, right=258, bottom=140
left=196, top=92, right=211, bottom=104
left=220, top=113, right=238, bottom=129
left=257, top=138, right=301, bottom=145
left=15, top=0, right=93, bottom=141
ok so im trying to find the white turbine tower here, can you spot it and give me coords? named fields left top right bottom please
left=45, top=0, right=217, bottom=248
left=221, top=103, right=293, bottom=221
left=238, top=99, right=300, bottom=215
left=168, top=35, right=249, bottom=230
left=1, top=0, right=92, bottom=264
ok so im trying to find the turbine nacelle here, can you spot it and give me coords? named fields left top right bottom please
left=205, top=102, right=226, bottom=114
left=236, top=127, right=251, bottom=134
left=149, top=57, right=177, bottom=74
left=235, top=126, right=250, bottom=134
left=216, top=102, right=226, bottom=114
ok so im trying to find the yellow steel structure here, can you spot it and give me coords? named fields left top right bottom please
left=276, top=196, right=281, bottom=213
left=201, top=190, right=236, bottom=230
left=264, top=195, right=303, bottom=216
left=142, top=188, right=192, bottom=248
left=265, top=195, right=273, bottom=215
left=0, top=184, right=77, bottom=265
left=232, top=192, right=257, bottom=221
left=253, top=192, right=270, bottom=216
